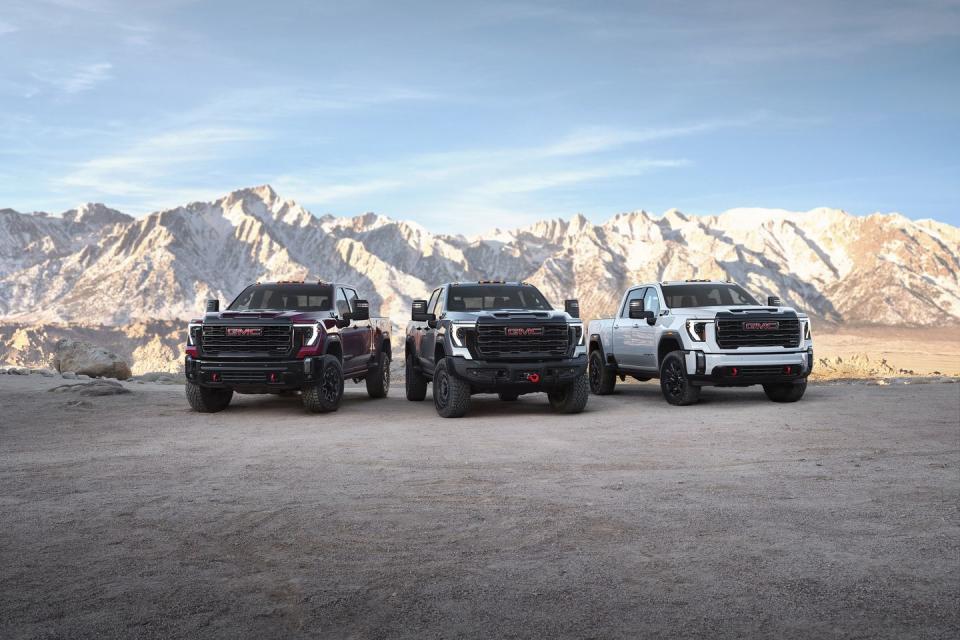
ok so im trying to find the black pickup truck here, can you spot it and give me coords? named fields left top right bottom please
left=184, top=281, right=391, bottom=413
left=404, top=281, right=588, bottom=417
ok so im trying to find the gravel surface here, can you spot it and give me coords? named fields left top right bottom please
left=1, top=376, right=958, bottom=639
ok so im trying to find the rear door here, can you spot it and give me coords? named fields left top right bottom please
left=612, top=287, right=646, bottom=368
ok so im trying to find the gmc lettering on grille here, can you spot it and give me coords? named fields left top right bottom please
left=743, top=321, right=779, bottom=331
left=225, top=327, right=263, bottom=337
left=504, top=327, right=544, bottom=337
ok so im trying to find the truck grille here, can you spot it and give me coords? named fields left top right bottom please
left=474, top=323, right=569, bottom=359
left=715, top=315, right=800, bottom=349
left=200, top=324, right=293, bottom=357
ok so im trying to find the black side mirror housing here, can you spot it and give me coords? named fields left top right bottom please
left=336, top=317, right=351, bottom=329
left=352, top=299, right=370, bottom=321
left=411, top=299, right=430, bottom=322
left=644, top=310, right=656, bottom=325
left=628, top=299, right=644, bottom=319
left=206, top=299, right=219, bottom=312
left=767, top=295, right=782, bottom=306
left=564, top=299, right=580, bottom=318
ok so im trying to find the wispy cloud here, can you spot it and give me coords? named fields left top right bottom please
left=58, top=126, right=261, bottom=200
left=0, top=19, right=18, bottom=35
left=32, top=62, right=114, bottom=95
left=61, top=62, right=112, bottom=93
left=273, top=115, right=752, bottom=208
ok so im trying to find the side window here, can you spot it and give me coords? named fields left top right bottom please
left=335, top=287, right=350, bottom=316
left=342, top=287, right=359, bottom=313
left=427, top=288, right=442, bottom=315
left=620, top=288, right=646, bottom=317
left=643, top=288, right=661, bottom=316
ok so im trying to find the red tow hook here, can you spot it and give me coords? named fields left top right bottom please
left=526, top=373, right=541, bottom=384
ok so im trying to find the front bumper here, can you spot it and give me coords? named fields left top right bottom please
left=184, top=356, right=320, bottom=391
left=448, top=354, right=587, bottom=393
left=684, top=348, right=814, bottom=386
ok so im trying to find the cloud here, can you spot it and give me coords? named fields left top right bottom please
left=58, top=126, right=261, bottom=199
left=35, top=62, right=114, bottom=94
left=0, top=20, right=18, bottom=35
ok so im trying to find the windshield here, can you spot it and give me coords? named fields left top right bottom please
left=446, top=284, right=552, bottom=311
left=661, top=284, right=759, bottom=308
left=228, top=284, right=334, bottom=312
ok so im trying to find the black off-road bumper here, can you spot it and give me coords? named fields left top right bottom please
left=449, top=354, right=587, bottom=394
left=184, top=356, right=320, bottom=392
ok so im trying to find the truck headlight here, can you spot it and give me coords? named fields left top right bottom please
left=803, top=319, right=812, bottom=341
left=294, top=323, right=320, bottom=346
left=450, top=321, right=476, bottom=347
left=569, top=322, right=585, bottom=346
left=187, top=323, right=202, bottom=346
left=685, top=320, right=709, bottom=342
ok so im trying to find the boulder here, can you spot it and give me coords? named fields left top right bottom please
left=52, top=339, right=132, bottom=380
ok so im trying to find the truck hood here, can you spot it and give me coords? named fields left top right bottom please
left=202, top=309, right=331, bottom=323
left=445, top=309, right=578, bottom=323
left=671, top=305, right=804, bottom=317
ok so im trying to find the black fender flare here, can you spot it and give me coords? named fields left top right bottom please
left=656, top=331, right=684, bottom=368
left=322, top=335, right=343, bottom=361
left=589, top=333, right=616, bottom=368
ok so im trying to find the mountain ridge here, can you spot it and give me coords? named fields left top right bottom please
left=1, top=185, right=957, bottom=328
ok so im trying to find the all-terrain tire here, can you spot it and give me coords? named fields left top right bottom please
left=589, top=349, right=617, bottom=395
left=366, top=349, right=390, bottom=399
left=498, top=392, right=519, bottom=401
left=433, top=357, right=471, bottom=418
left=548, top=371, right=589, bottom=414
left=763, top=380, right=807, bottom=402
left=302, top=355, right=343, bottom=413
left=659, top=351, right=701, bottom=406
left=405, top=352, right=428, bottom=401
left=185, top=382, right=233, bottom=413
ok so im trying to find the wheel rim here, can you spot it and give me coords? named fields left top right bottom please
left=436, top=371, right=449, bottom=407
left=589, top=355, right=601, bottom=390
left=321, top=364, right=339, bottom=403
left=664, top=360, right=685, bottom=398
left=382, top=359, right=390, bottom=391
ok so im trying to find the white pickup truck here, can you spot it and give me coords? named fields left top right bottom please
left=587, top=280, right=814, bottom=405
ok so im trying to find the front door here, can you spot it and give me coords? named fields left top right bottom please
left=419, top=287, right=443, bottom=371
left=336, top=287, right=366, bottom=373
left=634, top=287, right=661, bottom=370
left=612, top=287, right=646, bottom=368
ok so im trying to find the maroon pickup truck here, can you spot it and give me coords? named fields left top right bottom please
left=184, top=281, right=391, bottom=413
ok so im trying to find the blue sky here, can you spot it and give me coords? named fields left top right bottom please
left=1, top=0, right=958, bottom=232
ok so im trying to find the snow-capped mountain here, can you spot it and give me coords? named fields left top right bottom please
left=1, top=185, right=958, bottom=327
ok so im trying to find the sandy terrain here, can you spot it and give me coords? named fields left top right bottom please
left=1, top=374, right=957, bottom=639
left=813, top=326, right=960, bottom=378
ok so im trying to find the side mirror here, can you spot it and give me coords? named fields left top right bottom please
left=644, top=310, right=656, bottom=325
left=352, top=299, right=370, bottom=321
left=206, top=299, right=219, bottom=312
left=767, top=295, right=782, bottom=306
left=411, top=299, right=430, bottom=322
left=564, top=299, right=580, bottom=318
left=628, top=299, right=644, bottom=319
left=336, top=317, right=351, bottom=329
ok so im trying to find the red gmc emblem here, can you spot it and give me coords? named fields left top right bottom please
left=743, top=321, right=779, bottom=331
left=505, top=327, right=544, bottom=337
left=226, top=327, right=263, bottom=337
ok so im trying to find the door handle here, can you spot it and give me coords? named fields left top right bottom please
left=632, top=323, right=640, bottom=328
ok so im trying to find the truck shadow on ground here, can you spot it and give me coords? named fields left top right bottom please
left=605, top=382, right=814, bottom=406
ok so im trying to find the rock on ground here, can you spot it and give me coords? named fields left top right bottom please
left=51, top=339, right=131, bottom=380
left=48, top=380, right=132, bottom=396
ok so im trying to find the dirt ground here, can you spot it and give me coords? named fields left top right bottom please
left=1, top=375, right=958, bottom=639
